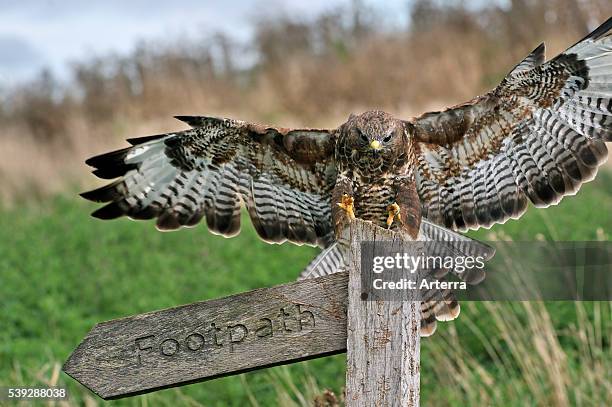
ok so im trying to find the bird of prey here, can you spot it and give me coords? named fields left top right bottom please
left=82, top=18, right=612, bottom=335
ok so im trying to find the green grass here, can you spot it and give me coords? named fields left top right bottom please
left=1, top=172, right=611, bottom=406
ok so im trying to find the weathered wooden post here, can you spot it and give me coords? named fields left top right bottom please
left=344, top=220, right=420, bottom=406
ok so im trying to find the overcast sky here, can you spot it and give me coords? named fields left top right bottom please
left=0, top=0, right=415, bottom=86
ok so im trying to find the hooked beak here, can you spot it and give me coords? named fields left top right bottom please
left=370, top=140, right=381, bottom=150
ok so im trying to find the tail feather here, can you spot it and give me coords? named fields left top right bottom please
left=298, top=219, right=491, bottom=336
left=419, top=218, right=494, bottom=285
left=298, top=241, right=347, bottom=280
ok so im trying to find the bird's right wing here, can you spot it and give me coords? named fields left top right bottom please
left=81, top=116, right=338, bottom=248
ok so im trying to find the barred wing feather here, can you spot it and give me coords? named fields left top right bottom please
left=411, top=17, right=612, bottom=231
left=81, top=116, right=337, bottom=248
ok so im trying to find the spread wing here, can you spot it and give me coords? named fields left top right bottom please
left=81, top=116, right=337, bottom=247
left=410, top=17, right=612, bottom=231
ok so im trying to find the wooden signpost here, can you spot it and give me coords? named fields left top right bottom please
left=344, top=221, right=420, bottom=406
left=63, top=273, right=349, bottom=399
left=64, top=220, right=421, bottom=405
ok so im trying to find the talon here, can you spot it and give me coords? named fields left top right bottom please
left=337, top=194, right=356, bottom=220
left=386, top=202, right=401, bottom=228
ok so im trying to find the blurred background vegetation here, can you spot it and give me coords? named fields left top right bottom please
left=0, top=0, right=610, bottom=406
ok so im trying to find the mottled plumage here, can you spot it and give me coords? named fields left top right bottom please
left=83, top=118, right=337, bottom=247
left=333, top=111, right=420, bottom=236
left=82, top=18, right=612, bottom=336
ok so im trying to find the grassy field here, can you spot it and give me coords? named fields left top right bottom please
left=1, top=171, right=611, bottom=406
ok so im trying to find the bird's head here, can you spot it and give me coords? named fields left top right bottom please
left=340, top=110, right=409, bottom=172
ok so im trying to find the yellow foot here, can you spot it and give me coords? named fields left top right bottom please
left=386, top=202, right=401, bottom=228
left=337, top=194, right=356, bottom=220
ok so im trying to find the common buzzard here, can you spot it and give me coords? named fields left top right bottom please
left=82, top=18, right=612, bottom=335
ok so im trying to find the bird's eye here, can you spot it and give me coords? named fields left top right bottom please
left=383, top=134, right=393, bottom=142
left=359, top=132, right=369, bottom=144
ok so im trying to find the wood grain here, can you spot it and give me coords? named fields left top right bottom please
left=63, top=272, right=348, bottom=400
left=344, top=220, right=421, bottom=406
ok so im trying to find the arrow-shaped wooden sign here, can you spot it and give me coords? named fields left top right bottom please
left=63, top=272, right=349, bottom=400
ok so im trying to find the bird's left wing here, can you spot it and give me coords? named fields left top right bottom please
left=409, top=17, right=612, bottom=231
left=81, top=116, right=337, bottom=247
